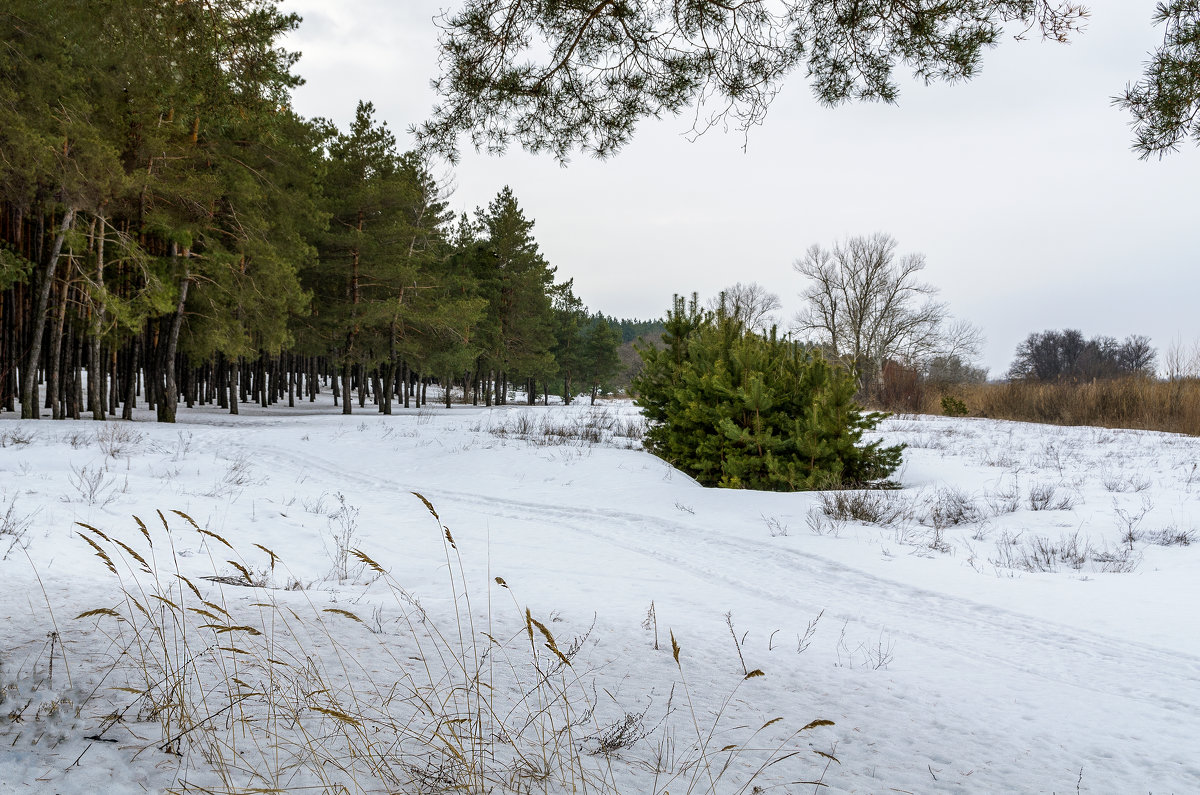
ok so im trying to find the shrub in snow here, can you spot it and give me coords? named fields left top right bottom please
left=940, top=394, right=968, bottom=417
left=633, top=295, right=903, bottom=491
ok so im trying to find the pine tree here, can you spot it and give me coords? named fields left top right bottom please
left=473, top=187, right=556, bottom=404
left=307, top=102, right=411, bottom=413
left=383, top=155, right=483, bottom=413
left=581, top=316, right=620, bottom=404
left=549, top=282, right=587, bottom=404
left=634, top=299, right=903, bottom=491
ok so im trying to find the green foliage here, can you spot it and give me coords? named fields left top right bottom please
left=608, top=316, right=667, bottom=345
left=420, top=1, right=1200, bottom=161
left=0, top=0, right=619, bottom=421
left=418, top=0, right=1094, bottom=161
left=633, top=295, right=903, bottom=491
left=548, top=288, right=622, bottom=402
left=549, top=282, right=588, bottom=402
left=0, top=247, right=33, bottom=290
left=941, top=395, right=969, bottom=417
left=472, top=187, right=557, bottom=382
left=581, top=317, right=621, bottom=400
left=300, top=103, right=483, bottom=378
left=1118, top=1, right=1200, bottom=157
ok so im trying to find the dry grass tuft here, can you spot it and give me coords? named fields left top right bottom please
left=478, top=406, right=645, bottom=449
left=8, top=500, right=834, bottom=793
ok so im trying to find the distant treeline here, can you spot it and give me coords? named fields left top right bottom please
left=600, top=318, right=667, bottom=345
left=0, top=1, right=628, bottom=421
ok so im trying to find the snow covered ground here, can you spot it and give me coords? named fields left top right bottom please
left=1, top=396, right=1198, bottom=793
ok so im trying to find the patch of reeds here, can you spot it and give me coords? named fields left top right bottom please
left=918, top=378, right=1200, bottom=435
left=9, top=499, right=833, bottom=793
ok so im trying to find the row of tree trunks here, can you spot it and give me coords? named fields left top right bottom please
left=21, top=207, right=76, bottom=418
left=1, top=324, right=503, bottom=420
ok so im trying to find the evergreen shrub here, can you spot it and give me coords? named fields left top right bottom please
left=941, top=395, right=969, bottom=416
left=632, top=295, right=904, bottom=491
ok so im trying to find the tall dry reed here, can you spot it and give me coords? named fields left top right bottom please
left=914, top=378, right=1200, bottom=435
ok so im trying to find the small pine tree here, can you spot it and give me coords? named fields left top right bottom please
left=633, top=297, right=903, bottom=491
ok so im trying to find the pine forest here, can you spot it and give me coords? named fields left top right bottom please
left=0, top=0, right=622, bottom=423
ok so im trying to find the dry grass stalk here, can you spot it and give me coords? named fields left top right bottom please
left=8, top=500, right=835, bottom=793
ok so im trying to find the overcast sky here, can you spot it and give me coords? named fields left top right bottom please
left=281, top=1, right=1199, bottom=377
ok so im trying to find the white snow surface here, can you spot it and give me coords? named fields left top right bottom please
left=1, top=396, right=1199, bottom=793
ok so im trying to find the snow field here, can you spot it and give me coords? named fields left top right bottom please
left=1, top=396, right=1199, bottom=792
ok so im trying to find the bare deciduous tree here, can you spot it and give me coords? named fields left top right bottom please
left=791, top=233, right=981, bottom=393
left=707, top=282, right=782, bottom=334
left=1117, top=334, right=1156, bottom=374
left=1164, top=336, right=1200, bottom=380
left=1008, top=330, right=1157, bottom=381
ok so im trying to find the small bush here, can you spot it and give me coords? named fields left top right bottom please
left=483, top=407, right=644, bottom=449
left=95, top=424, right=145, bottom=458
left=924, top=487, right=984, bottom=529
left=1102, top=472, right=1151, bottom=493
left=988, top=529, right=1140, bottom=574
left=0, top=495, right=35, bottom=558
left=985, top=482, right=1021, bottom=515
left=940, top=395, right=968, bottom=417
left=1028, top=483, right=1075, bottom=511
left=819, top=489, right=912, bottom=526
left=66, top=464, right=118, bottom=507
left=634, top=295, right=903, bottom=491
left=0, top=428, right=35, bottom=447
left=1146, top=526, right=1195, bottom=546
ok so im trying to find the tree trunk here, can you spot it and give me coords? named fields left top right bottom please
left=89, top=213, right=107, bottom=420
left=228, top=358, right=239, bottom=415
left=122, top=338, right=137, bottom=420
left=184, top=362, right=195, bottom=409
left=380, top=362, right=393, bottom=414
left=156, top=262, right=190, bottom=423
left=69, top=329, right=82, bottom=419
left=258, top=353, right=269, bottom=408
left=216, top=355, right=228, bottom=409
left=46, top=280, right=67, bottom=419
left=107, top=346, right=118, bottom=416
left=21, top=207, right=75, bottom=418
left=238, top=356, right=249, bottom=404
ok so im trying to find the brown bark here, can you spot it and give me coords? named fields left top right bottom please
left=341, top=360, right=352, bottom=414
left=89, top=213, right=107, bottom=420
left=155, top=259, right=190, bottom=423
left=21, top=207, right=76, bottom=418
left=46, top=280, right=67, bottom=419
